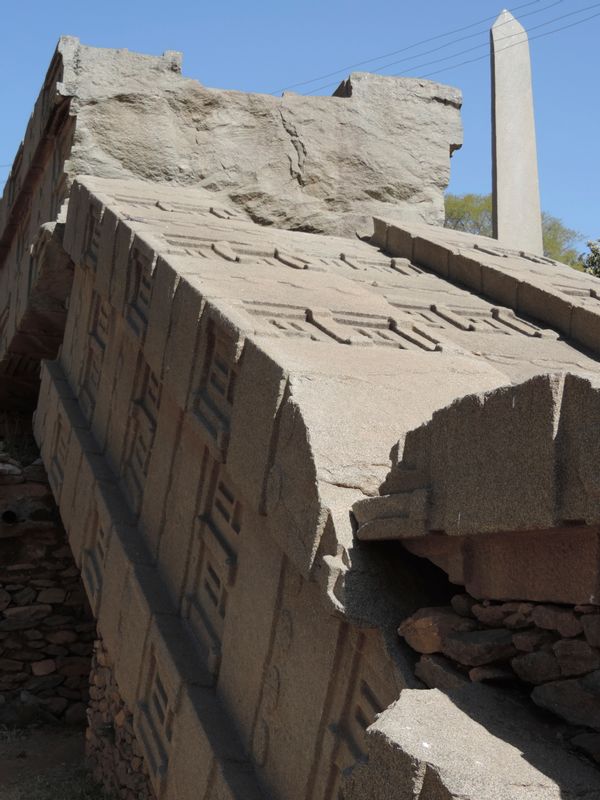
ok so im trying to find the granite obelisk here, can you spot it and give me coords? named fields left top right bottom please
left=491, top=10, right=543, bottom=255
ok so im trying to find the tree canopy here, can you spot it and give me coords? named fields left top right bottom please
left=444, top=193, right=583, bottom=268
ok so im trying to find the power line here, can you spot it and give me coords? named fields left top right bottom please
left=420, top=7, right=600, bottom=80
left=268, top=0, right=556, bottom=95
left=306, top=1, right=600, bottom=94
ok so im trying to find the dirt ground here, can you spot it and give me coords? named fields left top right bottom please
left=0, top=724, right=107, bottom=800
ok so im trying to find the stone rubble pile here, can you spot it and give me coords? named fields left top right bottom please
left=0, top=436, right=93, bottom=721
left=86, top=640, right=154, bottom=800
left=399, top=593, right=600, bottom=765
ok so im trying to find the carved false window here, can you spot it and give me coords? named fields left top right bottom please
left=194, top=326, right=238, bottom=459
left=125, top=246, right=154, bottom=339
left=122, top=360, right=161, bottom=515
left=80, top=292, right=111, bottom=421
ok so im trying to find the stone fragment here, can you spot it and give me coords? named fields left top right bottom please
left=468, top=665, right=515, bottom=683
left=12, top=587, right=36, bottom=605
left=450, top=593, right=476, bottom=618
left=441, top=629, right=516, bottom=667
left=552, top=639, right=600, bottom=677
left=583, top=615, right=600, bottom=648
left=512, top=628, right=556, bottom=652
left=0, top=589, right=10, bottom=611
left=398, top=607, right=478, bottom=654
left=414, top=654, right=469, bottom=692
left=531, top=605, right=582, bottom=638
left=37, top=588, right=66, bottom=604
left=25, top=674, right=65, bottom=692
left=31, top=659, right=57, bottom=676
left=532, top=670, right=600, bottom=728
left=46, top=629, right=78, bottom=645
left=471, top=601, right=532, bottom=628
left=0, top=604, right=52, bottom=631
left=511, top=651, right=560, bottom=684
left=575, top=605, right=599, bottom=615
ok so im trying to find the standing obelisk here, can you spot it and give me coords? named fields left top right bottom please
left=491, top=10, right=543, bottom=255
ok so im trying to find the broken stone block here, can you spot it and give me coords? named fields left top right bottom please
left=552, top=639, right=600, bottom=677
left=398, top=607, right=478, bottom=654
left=532, top=670, right=600, bottom=728
left=511, top=651, right=560, bottom=684
left=343, top=687, right=600, bottom=799
left=414, top=654, right=469, bottom=692
left=531, top=605, right=583, bottom=638
left=441, top=629, right=516, bottom=667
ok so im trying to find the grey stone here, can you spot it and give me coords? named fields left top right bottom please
left=491, top=11, right=543, bottom=255
left=511, top=652, right=560, bottom=684
left=344, top=687, right=600, bottom=799
left=532, top=670, right=600, bottom=728
left=552, top=639, right=600, bottom=677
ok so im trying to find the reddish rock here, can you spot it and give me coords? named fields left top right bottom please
left=511, top=651, right=560, bottom=684
left=31, top=658, right=57, bottom=677
left=398, top=607, right=478, bottom=654
left=441, top=629, right=516, bottom=667
left=414, top=654, right=469, bottom=692
left=468, top=665, right=515, bottom=683
left=46, top=629, right=78, bottom=645
left=512, top=629, right=556, bottom=652
left=532, top=605, right=583, bottom=638
left=553, top=639, right=600, bottom=677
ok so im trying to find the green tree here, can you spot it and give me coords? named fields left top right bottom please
left=444, top=194, right=584, bottom=268
left=583, top=240, right=600, bottom=277
left=444, top=193, right=492, bottom=236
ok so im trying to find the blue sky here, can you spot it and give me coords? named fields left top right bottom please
left=1, top=0, right=598, bottom=243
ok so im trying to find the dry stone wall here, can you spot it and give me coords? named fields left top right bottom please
left=400, top=595, right=600, bottom=765
left=0, top=425, right=93, bottom=723
left=87, top=638, right=155, bottom=800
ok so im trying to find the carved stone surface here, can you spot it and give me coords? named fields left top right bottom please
left=3, top=38, right=600, bottom=800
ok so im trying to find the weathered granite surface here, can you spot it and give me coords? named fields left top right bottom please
left=3, top=38, right=600, bottom=800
